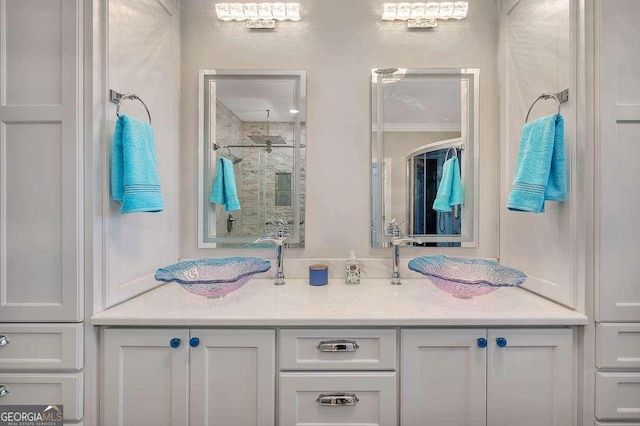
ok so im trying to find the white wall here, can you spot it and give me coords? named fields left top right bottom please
left=181, top=0, right=500, bottom=260
left=499, top=0, right=579, bottom=308
left=102, top=0, right=181, bottom=306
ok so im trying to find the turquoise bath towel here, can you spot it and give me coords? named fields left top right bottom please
left=209, top=157, right=241, bottom=211
left=433, top=157, right=465, bottom=212
left=111, top=115, right=164, bottom=214
left=507, top=114, right=566, bottom=213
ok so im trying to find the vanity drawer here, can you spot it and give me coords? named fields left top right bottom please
left=279, top=372, right=397, bottom=426
left=597, top=323, right=640, bottom=369
left=279, top=329, right=396, bottom=370
left=0, top=373, right=83, bottom=421
left=0, top=324, right=83, bottom=371
left=596, top=372, right=640, bottom=420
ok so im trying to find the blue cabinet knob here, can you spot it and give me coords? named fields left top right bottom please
left=496, top=337, right=507, bottom=348
left=189, top=337, right=200, bottom=348
left=477, top=338, right=487, bottom=348
left=169, top=338, right=181, bottom=348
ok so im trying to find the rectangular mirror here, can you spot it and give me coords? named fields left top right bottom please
left=198, top=70, right=306, bottom=248
left=371, top=68, right=479, bottom=247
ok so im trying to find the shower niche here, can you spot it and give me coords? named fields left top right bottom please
left=198, top=70, right=306, bottom=248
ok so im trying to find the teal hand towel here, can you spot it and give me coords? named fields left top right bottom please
left=507, top=114, right=567, bottom=213
left=209, top=157, right=241, bottom=211
left=433, top=157, right=465, bottom=212
left=111, top=115, right=164, bottom=214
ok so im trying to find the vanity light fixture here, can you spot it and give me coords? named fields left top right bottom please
left=215, top=3, right=301, bottom=29
left=382, top=2, right=468, bottom=28
left=372, top=68, right=408, bottom=84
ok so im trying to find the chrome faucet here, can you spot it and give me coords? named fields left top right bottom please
left=387, top=219, right=422, bottom=285
left=391, top=236, right=422, bottom=285
left=254, top=220, right=290, bottom=285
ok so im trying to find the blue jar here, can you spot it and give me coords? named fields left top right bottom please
left=309, top=264, right=328, bottom=286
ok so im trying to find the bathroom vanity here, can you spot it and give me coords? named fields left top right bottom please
left=93, top=279, right=587, bottom=426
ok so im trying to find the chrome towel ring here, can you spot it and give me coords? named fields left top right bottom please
left=116, top=93, right=152, bottom=125
left=525, top=88, right=569, bottom=123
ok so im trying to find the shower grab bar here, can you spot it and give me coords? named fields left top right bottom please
left=525, top=88, right=569, bottom=123
left=109, top=89, right=152, bottom=125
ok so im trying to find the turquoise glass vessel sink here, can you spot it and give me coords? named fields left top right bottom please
left=408, top=255, right=527, bottom=299
left=155, top=257, right=271, bottom=298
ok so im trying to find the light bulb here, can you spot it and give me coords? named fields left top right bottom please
left=243, top=3, right=259, bottom=19
left=272, top=2, right=287, bottom=20
left=382, top=3, right=398, bottom=20
left=215, top=3, right=233, bottom=21
left=452, top=1, right=468, bottom=19
left=411, top=2, right=426, bottom=19
left=438, top=2, right=454, bottom=19
left=229, top=3, right=245, bottom=20
left=258, top=3, right=273, bottom=19
left=285, top=3, right=301, bottom=21
left=425, top=2, right=440, bottom=18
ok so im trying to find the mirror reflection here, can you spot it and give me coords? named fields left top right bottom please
left=371, top=68, right=479, bottom=248
left=199, top=70, right=306, bottom=248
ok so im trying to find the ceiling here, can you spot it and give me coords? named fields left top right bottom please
left=216, top=79, right=306, bottom=122
left=373, top=78, right=463, bottom=131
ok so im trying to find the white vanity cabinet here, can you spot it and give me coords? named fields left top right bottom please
left=402, top=328, right=574, bottom=426
left=101, top=328, right=275, bottom=426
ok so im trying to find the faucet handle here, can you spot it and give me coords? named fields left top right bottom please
left=386, top=219, right=404, bottom=239
left=270, top=218, right=291, bottom=239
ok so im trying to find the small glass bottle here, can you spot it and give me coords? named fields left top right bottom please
left=345, top=251, right=361, bottom=284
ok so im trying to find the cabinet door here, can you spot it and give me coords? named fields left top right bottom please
left=102, top=328, right=189, bottom=426
left=487, top=329, right=573, bottom=426
left=0, top=0, right=82, bottom=321
left=189, top=329, right=275, bottom=426
left=401, top=329, right=487, bottom=426
left=597, top=0, right=640, bottom=322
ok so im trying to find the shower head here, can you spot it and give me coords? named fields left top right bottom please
left=246, top=134, right=286, bottom=145
left=230, top=154, right=242, bottom=164
left=247, top=109, right=287, bottom=146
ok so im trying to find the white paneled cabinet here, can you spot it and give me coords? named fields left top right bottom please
left=402, top=328, right=574, bottom=426
left=597, top=0, right=640, bottom=322
left=402, top=329, right=486, bottom=426
left=486, top=329, right=574, bottom=426
left=102, top=327, right=574, bottom=426
left=102, top=328, right=189, bottom=426
left=189, top=330, right=275, bottom=426
left=0, top=0, right=83, bottom=322
left=102, top=328, right=275, bottom=426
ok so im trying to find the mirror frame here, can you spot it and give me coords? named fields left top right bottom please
left=198, top=69, right=307, bottom=248
left=371, top=68, right=480, bottom=247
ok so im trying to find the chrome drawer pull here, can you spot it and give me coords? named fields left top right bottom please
left=0, top=336, right=9, bottom=347
left=316, top=340, right=359, bottom=352
left=316, top=393, right=359, bottom=406
left=0, top=386, right=8, bottom=397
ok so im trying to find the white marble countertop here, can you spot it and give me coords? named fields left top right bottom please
left=91, top=279, right=588, bottom=326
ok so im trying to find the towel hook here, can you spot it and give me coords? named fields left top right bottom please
left=445, top=146, right=459, bottom=161
left=525, top=93, right=562, bottom=123
left=115, top=93, right=152, bottom=125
